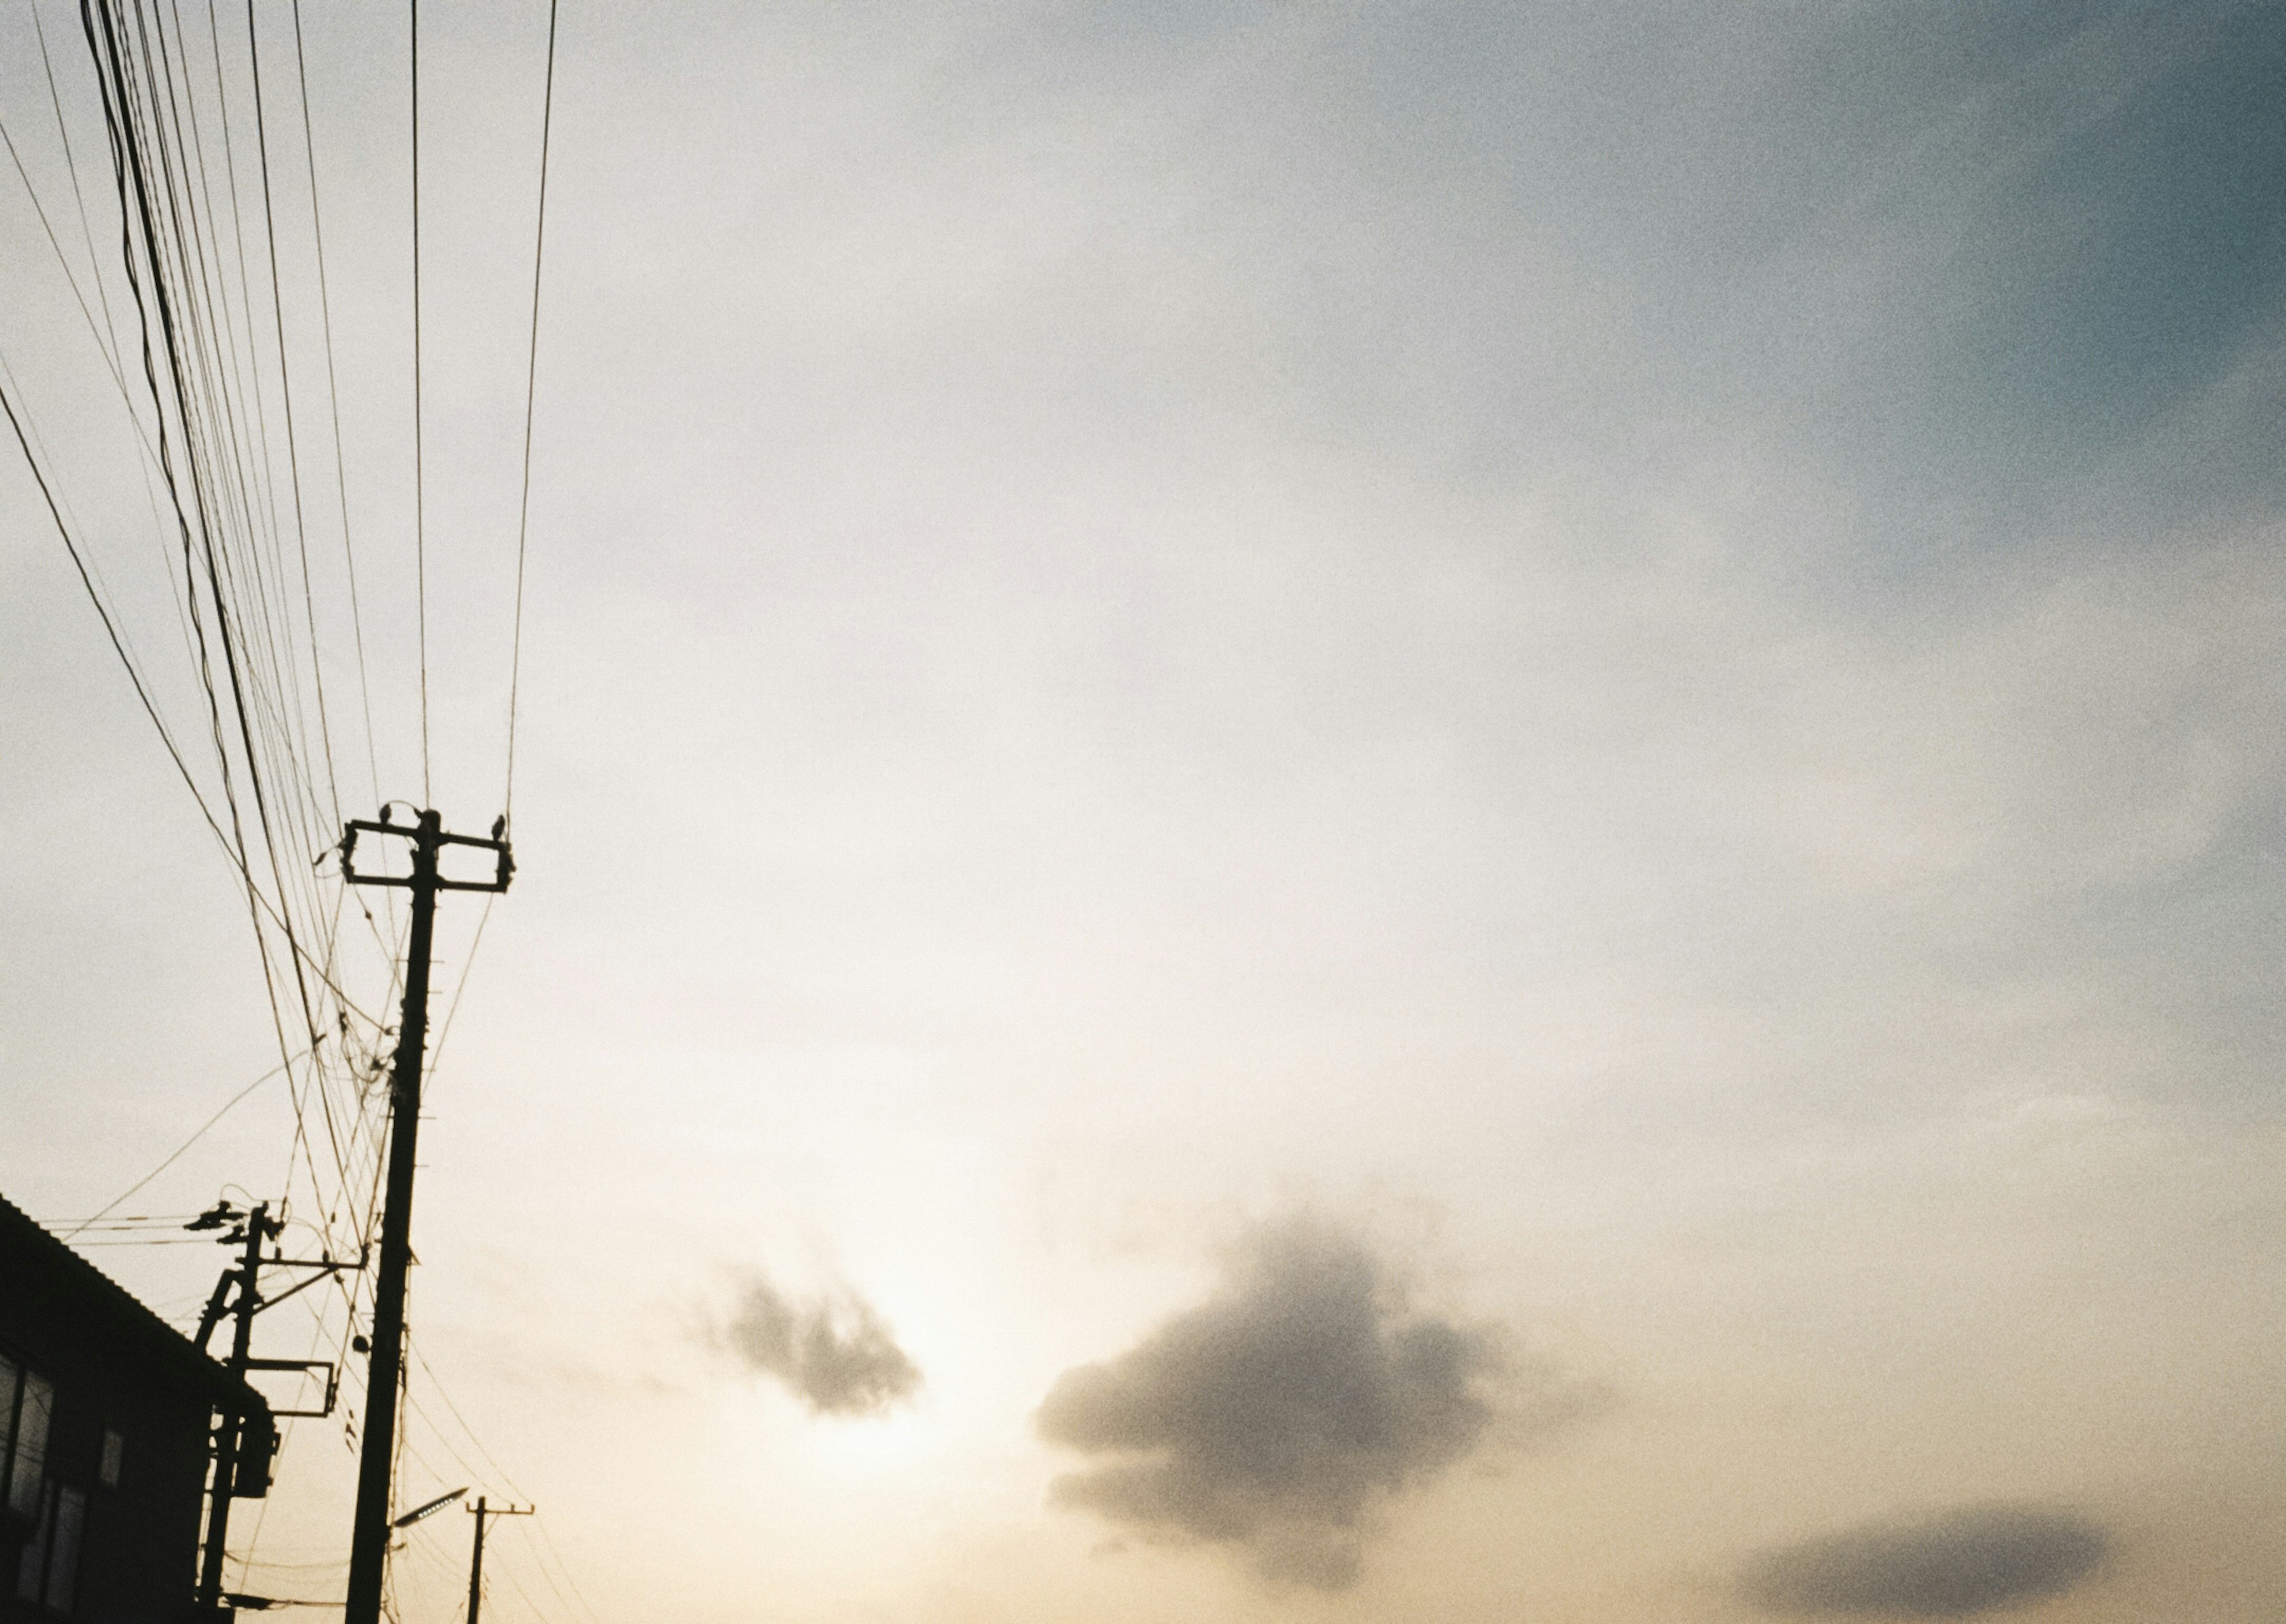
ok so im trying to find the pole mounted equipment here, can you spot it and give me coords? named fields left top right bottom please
left=340, top=808, right=512, bottom=1624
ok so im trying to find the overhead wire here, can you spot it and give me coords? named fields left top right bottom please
left=12, top=12, right=404, bottom=1423
left=494, top=1526, right=562, bottom=1624
left=205, top=0, right=337, bottom=874
left=4, top=73, right=205, bottom=705
left=406, top=1342, right=603, bottom=1624
left=504, top=0, right=558, bottom=822
left=31, top=0, right=130, bottom=370
left=87, top=0, right=376, bottom=1300
left=410, top=0, right=428, bottom=805
left=35, top=0, right=207, bottom=615
left=0, top=361, right=237, bottom=879
left=89, top=0, right=291, bottom=1097
left=20, top=5, right=588, bottom=1611
left=7, top=43, right=391, bottom=1609
left=0, top=351, right=376, bottom=1029
left=0, top=339, right=166, bottom=692
left=23, top=6, right=210, bottom=693
left=58, top=1050, right=301, bottom=1238
left=168, top=0, right=335, bottom=1016
left=149, top=0, right=289, bottom=767
left=195, top=0, right=295, bottom=683
left=287, top=0, right=379, bottom=810
left=0, top=110, right=138, bottom=416
left=246, top=0, right=368, bottom=1224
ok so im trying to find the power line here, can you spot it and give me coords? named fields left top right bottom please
left=0, top=347, right=377, bottom=1023
left=106, top=0, right=330, bottom=1141
left=504, top=0, right=560, bottom=822
left=28, top=0, right=213, bottom=699
left=30, top=0, right=130, bottom=372
left=241, top=0, right=367, bottom=1218
left=80, top=1, right=395, bottom=1301
left=407, top=1344, right=603, bottom=1624
left=18, top=9, right=567, bottom=1608
left=288, top=0, right=380, bottom=810
left=246, top=0, right=342, bottom=838
left=410, top=0, right=429, bottom=806
left=0, top=110, right=135, bottom=414
left=0, top=360, right=232, bottom=874
left=88, top=0, right=296, bottom=1097
left=59, top=1051, right=301, bottom=1238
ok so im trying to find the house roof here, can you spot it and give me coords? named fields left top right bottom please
left=0, top=1190, right=273, bottom=1419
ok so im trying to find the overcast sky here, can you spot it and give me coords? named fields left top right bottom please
left=4, top=2, right=2283, bottom=1620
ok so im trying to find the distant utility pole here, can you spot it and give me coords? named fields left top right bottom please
left=341, top=808, right=513, bottom=1624
left=465, top=1496, right=535, bottom=1624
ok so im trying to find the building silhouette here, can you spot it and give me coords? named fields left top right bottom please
left=1, top=1194, right=273, bottom=1622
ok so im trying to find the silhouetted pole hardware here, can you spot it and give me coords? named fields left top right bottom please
left=189, top=1200, right=355, bottom=1612
left=465, top=1496, right=535, bottom=1624
left=340, top=808, right=514, bottom=1624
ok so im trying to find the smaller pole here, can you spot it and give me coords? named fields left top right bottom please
left=196, top=1203, right=268, bottom=1609
left=467, top=1495, right=487, bottom=1624
left=463, top=1496, right=532, bottom=1624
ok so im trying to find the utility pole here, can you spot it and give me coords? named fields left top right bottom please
left=464, top=1496, right=535, bottom=1624
left=189, top=1200, right=348, bottom=1614
left=341, top=808, right=512, bottom=1624
left=194, top=1202, right=273, bottom=1610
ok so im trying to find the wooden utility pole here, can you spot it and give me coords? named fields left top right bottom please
left=465, top=1496, right=535, bottom=1624
left=188, top=1199, right=346, bottom=1613
left=194, top=1203, right=271, bottom=1609
left=342, top=808, right=512, bottom=1624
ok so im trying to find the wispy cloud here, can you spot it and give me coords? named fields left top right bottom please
left=1037, top=1220, right=1591, bottom=1588
left=1739, top=1503, right=2109, bottom=1618
left=718, top=1270, right=921, bottom=1418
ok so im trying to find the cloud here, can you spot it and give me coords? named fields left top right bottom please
left=1036, top=1222, right=1585, bottom=1588
left=1739, top=1504, right=2109, bottom=1618
left=719, top=1272, right=921, bottom=1417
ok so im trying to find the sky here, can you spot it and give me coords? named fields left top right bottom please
left=3, top=1, right=2284, bottom=1620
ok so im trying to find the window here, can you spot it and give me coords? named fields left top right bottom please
left=13, top=1484, right=83, bottom=1616
left=0, top=1358, right=16, bottom=1503
left=2, top=1361, right=82, bottom=1616
left=45, top=1488, right=85, bottom=1613
left=6, top=1372, right=50, bottom=1519
left=97, top=1430, right=123, bottom=1492
left=14, top=1482, right=49, bottom=1601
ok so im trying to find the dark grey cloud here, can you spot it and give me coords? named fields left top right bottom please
left=1036, top=1222, right=1586, bottom=1588
left=719, top=1272, right=921, bottom=1418
left=1740, top=1504, right=2109, bottom=1618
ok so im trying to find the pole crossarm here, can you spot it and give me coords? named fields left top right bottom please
left=243, top=1357, right=342, bottom=1420
left=250, top=1254, right=364, bottom=1316
left=341, top=816, right=514, bottom=893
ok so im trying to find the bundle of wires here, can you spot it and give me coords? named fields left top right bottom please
left=1, top=0, right=567, bottom=1609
